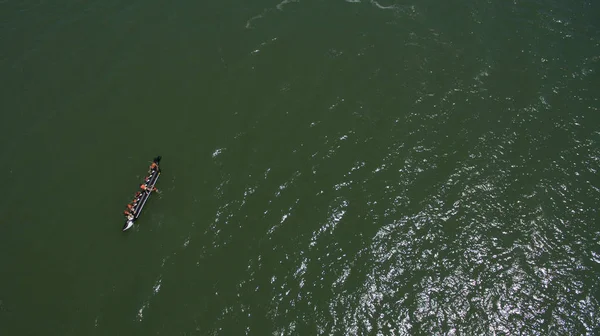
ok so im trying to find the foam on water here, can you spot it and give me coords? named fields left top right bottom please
left=197, top=1, right=600, bottom=334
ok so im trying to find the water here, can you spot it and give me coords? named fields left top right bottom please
left=1, top=0, right=599, bottom=335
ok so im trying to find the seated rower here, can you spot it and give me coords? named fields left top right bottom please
left=127, top=203, right=135, bottom=211
left=148, top=162, right=158, bottom=173
left=141, top=184, right=158, bottom=192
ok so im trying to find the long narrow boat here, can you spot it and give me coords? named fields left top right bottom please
left=123, top=156, right=162, bottom=231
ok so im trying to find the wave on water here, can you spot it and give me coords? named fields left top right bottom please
left=206, top=0, right=600, bottom=334
left=245, top=0, right=300, bottom=28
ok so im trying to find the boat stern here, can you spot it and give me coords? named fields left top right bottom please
left=123, top=220, right=134, bottom=231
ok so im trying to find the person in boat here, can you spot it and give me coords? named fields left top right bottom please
left=148, top=162, right=158, bottom=173
left=140, top=184, right=158, bottom=192
left=124, top=210, right=134, bottom=219
left=127, top=203, right=135, bottom=211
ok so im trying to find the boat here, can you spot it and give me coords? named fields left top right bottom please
left=123, top=156, right=162, bottom=231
